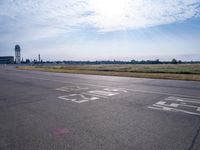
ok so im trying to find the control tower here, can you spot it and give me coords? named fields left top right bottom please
left=15, top=45, right=21, bottom=64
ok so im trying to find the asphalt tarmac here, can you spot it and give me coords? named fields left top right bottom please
left=0, top=65, right=200, bottom=150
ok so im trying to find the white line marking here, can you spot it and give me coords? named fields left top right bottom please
left=178, top=104, right=199, bottom=109
left=149, top=105, right=200, bottom=116
left=148, top=96, right=200, bottom=116
left=104, top=88, right=128, bottom=93
left=156, top=101, right=167, bottom=105
left=165, top=96, right=200, bottom=104
left=56, top=87, right=126, bottom=103
left=148, top=106, right=176, bottom=112
left=155, top=101, right=179, bottom=108
left=169, top=103, right=179, bottom=107
left=155, top=101, right=200, bottom=109
left=82, top=92, right=107, bottom=98
left=154, top=104, right=200, bottom=116
left=88, top=90, right=118, bottom=97
left=56, top=87, right=70, bottom=92
left=58, top=94, right=99, bottom=103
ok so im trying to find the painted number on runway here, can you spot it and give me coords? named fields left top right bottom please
left=56, top=86, right=128, bottom=103
left=148, top=96, right=200, bottom=116
left=58, top=94, right=99, bottom=103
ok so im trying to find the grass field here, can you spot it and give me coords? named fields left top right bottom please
left=17, top=64, right=200, bottom=81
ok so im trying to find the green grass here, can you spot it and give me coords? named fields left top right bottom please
left=17, top=64, right=200, bottom=81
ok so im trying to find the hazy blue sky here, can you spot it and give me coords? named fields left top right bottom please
left=0, top=0, right=200, bottom=61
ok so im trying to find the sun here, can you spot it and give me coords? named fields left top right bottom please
left=87, top=0, right=131, bottom=30
left=90, top=0, right=128, bottom=16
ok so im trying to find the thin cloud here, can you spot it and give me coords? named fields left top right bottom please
left=0, top=0, right=200, bottom=37
left=86, top=0, right=200, bottom=31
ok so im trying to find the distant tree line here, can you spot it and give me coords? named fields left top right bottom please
left=21, top=58, right=200, bottom=65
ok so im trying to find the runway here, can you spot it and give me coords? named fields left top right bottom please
left=0, top=66, right=200, bottom=150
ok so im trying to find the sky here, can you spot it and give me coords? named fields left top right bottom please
left=0, top=0, right=200, bottom=61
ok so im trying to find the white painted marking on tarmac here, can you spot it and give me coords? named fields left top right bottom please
left=148, top=106, right=175, bottom=112
left=56, top=87, right=127, bottom=103
left=56, top=87, right=70, bottom=92
left=170, top=103, right=179, bottom=107
left=149, top=105, right=200, bottom=116
left=104, top=88, right=128, bottom=93
left=155, top=101, right=180, bottom=108
left=165, top=96, right=200, bottom=104
left=88, top=90, right=118, bottom=97
left=148, top=96, right=200, bottom=116
left=82, top=92, right=107, bottom=98
left=58, top=94, right=99, bottom=103
left=156, top=101, right=166, bottom=105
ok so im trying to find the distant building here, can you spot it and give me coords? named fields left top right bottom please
left=38, top=54, right=41, bottom=62
left=25, top=59, right=30, bottom=63
left=15, top=45, right=21, bottom=64
left=0, top=56, right=14, bottom=64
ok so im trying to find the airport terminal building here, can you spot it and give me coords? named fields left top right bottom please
left=0, top=56, right=14, bottom=64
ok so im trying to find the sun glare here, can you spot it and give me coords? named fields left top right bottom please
left=88, top=0, right=131, bottom=30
